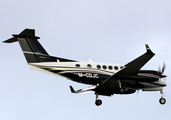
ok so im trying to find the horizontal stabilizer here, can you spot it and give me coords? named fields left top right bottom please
left=3, top=29, right=40, bottom=44
left=69, top=85, right=96, bottom=94
left=19, top=28, right=35, bottom=37
left=12, top=28, right=40, bottom=39
left=70, top=86, right=76, bottom=93
left=3, top=37, right=18, bottom=43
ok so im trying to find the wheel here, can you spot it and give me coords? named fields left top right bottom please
left=95, top=99, right=102, bottom=106
left=159, top=98, right=166, bottom=105
left=120, top=88, right=124, bottom=93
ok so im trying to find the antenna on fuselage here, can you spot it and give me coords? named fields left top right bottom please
left=89, top=59, right=92, bottom=63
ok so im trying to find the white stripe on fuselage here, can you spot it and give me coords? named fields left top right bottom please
left=29, top=62, right=124, bottom=76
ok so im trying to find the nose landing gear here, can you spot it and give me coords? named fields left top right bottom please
left=159, top=90, right=166, bottom=105
left=95, top=93, right=102, bottom=106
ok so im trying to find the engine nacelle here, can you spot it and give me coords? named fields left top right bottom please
left=142, top=87, right=163, bottom=91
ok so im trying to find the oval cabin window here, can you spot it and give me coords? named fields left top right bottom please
left=87, top=64, right=92, bottom=68
left=103, top=65, right=107, bottom=69
left=75, top=64, right=80, bottom=68
left=114, top=66, right=118, bottom=70
left=97, top=65, right=101, bottom=69
left=108, top=66, right=113, bottom=70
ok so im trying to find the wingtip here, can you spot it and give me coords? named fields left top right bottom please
left=145, top=44, right=155, bottom=55
left=145, top=44, right=151, bottom=51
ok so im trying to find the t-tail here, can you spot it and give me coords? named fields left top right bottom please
left=3, top=28, right=76, bottom=63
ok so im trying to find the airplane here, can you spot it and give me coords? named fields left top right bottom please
left=3, top=28, right=167, bottom=106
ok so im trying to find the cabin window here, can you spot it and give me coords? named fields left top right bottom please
left=103, top=65, right=107, bottom=69
left=87, top=64, right=92, bottom=68
left=108, top=66, right=113, bottom=70
left=114, top=66, right=118, bottom=70
left=75, top=64, right=80, bottom=68
left=97, top=65, right=101, bottom=69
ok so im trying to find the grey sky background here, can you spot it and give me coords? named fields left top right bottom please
left=1, top=0, right=171, bottom=120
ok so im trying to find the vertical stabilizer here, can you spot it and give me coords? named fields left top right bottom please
left=3, top=29, right=76, bottom=63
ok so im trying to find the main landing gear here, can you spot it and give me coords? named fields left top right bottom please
left=95, top=93, right=102, bottom=106
left=159, top=90, right=166, bottom=105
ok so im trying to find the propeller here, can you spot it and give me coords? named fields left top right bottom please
left=136, top=90, right=140, bottom=101
left=158, top=62, right=167, bottom=79
left=158, top=62, right=166, bottom=74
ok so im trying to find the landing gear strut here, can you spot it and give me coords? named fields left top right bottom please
left=95, top=93, right=102, bottom=106
left=159, top=90, right=166, bottom=105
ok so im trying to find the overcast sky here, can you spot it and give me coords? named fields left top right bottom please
left=1, top=0, right=171, bottom=120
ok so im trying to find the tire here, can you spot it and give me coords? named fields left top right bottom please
left=95, top=99, right=102, bottom=106
left=159, top=98, right=166, bottom=105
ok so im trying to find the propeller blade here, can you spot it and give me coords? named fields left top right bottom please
left=162, top=62, right=166, bottom=74
left=158, top=66, right=161, bottom=73
left=136, top=90, right=139, bottom=101
left=158, top=62, right=167, bottom=79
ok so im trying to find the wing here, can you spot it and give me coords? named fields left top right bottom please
left=95, top=44, right=155, bottom=94
left=116, top=44, right=155, bottom=76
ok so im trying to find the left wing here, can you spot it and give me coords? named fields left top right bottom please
left=116, top=44, right=155, bottom=76
left=95, top=44, right=155, bottom=93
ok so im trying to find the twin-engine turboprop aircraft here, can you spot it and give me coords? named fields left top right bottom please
left=3, top=29, right=167, bottom=106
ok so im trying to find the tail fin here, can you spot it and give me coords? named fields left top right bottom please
left=3, top=28, right=76, bottom=63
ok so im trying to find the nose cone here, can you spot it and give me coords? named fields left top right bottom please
left=161, top=74, right=167, bottom=78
